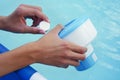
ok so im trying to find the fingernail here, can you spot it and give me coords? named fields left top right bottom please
left=39, top=30, right=45, bottom=34
left=46, top=18, right=50, bottom=23
left=57, top=24, right=63, bottom=26
left=57, top=24, right=64, bottom=29
left=47, top=19, right=50, bottom=23
left=84, top=47, right=87, bottom=52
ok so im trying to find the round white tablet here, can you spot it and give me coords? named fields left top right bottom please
left=37, top=21, right=50, bottom=31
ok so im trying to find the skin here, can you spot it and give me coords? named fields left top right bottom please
left=0, top=4, right=87, bottom=76
left=0, top=4, right=49, bottom=34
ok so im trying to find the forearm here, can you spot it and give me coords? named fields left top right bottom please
left=0, top=43, right=35, bottom=76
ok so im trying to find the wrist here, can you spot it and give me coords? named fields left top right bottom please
left=19, top=42, right=37, bottom=64
left=10, top=42, right=37, bottom=66
left=26, top=41, right=42, bottom=63
left=27, top=41, right=47, bottom=64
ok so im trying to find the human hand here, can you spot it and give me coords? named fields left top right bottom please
left=30, top=24, right=87, bottom=68
left=0, top=24, right=86, bottom=75
left=2, top=4, right=49, bottom=34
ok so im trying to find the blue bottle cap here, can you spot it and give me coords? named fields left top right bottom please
left=59, top=17, right=88, bottom=38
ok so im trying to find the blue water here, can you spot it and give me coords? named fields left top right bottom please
left=0, top=0, right=120, bottom=80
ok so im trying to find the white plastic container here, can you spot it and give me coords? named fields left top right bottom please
left=59, top=17, right=97, bottom=71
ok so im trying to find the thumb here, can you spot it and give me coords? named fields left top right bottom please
left=50, top=24, right=63, bottom=34
left=23, top=26, right=45, bottom=34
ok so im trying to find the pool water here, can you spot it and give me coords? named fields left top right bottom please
left=0, top=0, right=120, bottom=80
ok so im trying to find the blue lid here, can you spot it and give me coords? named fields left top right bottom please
left=59, top=17, right=88, bottom=38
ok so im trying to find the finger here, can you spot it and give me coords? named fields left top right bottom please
left=65, top=51, right=86, bottom=60
left=50, top=24, right=63, bottom=35
left=20, top=17, right=26, bottom=24
left=20, top=4, right=42, bottom=11
left=28, top=10, right=49, bottom=22
left=25, top=16, right=43, bottom=27
left=63, top=59, right=80, bottom=66
left=68, top=42, right=87, bottom=54
left=32, top=16, right=43, bottom=26
left=18, top=5, right=49, bottom=22
left=36, top=11, right=49, bottom=22
left=23, top=26, right=45, bottom=34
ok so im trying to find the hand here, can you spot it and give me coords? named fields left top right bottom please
left=2, top=4, right=49, bottom=34
left=30, top=24, right=87, bottom=68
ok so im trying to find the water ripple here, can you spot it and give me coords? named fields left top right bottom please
left=99, top=61, right=120, bottom=71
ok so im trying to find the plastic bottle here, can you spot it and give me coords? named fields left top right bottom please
left=59, top=17, right=98, bottom=71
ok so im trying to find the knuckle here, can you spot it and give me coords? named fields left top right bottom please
left=75, top=62, right=80, bottom=66
left=38, top=7, right=42, bottom=11
left=70, top=62, right=79, bottom=66
left=59, top=59, right=66, bottom=65
left=61, top=60, right=66, bottom=64
left=16, top=5, right=25, bottom=15
left=19, top=4, right=24, bottom=7
left=34, top=9, right=41, bottom=16
left=61, top=41, right=70, bottom=50
left=34, top=9, right=39, bottom=13
left=18, top=4, right=25, bottom=10
left=62, top=50, right=70, bottom=57
left=81, top=47, right=87, bottom=54
left=58, top=61, right=65, bottom=67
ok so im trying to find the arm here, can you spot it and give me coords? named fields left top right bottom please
left=0, top=4, right=87, bottom=76
left=0, top=4, right=49, bottom=76
left=0, top=25, right=86, bottom=76
left=0, top=43, right=35, bottom=76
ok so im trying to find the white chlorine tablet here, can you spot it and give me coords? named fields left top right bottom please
left=37, top=21, right=50, bottom=31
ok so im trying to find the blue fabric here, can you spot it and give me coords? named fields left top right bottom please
left=16, top=66, right=36, bottom=80
left=0, top=44, right=37, bottom=80
left=0, top=44, right=9, bottom=53
left=0, top=44, right=21, bottom=80
left=0, top=72, right=20, bottom=80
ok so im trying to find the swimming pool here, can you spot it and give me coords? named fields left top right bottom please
left=0, top=0, right=120, bottom=80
